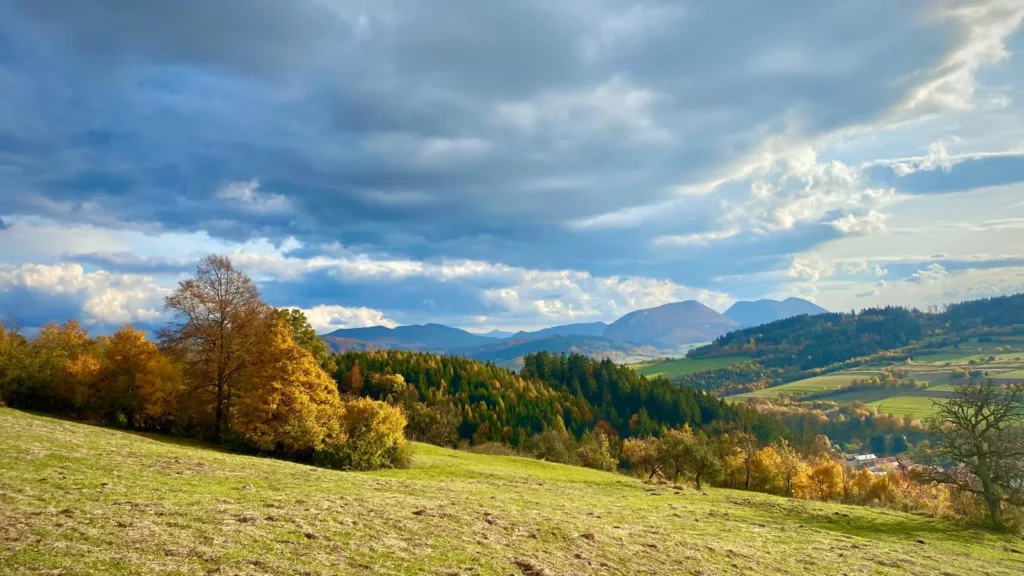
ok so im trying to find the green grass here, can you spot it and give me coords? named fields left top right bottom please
left=734, top=372, right=881, bottom=400
left=868, top=396, right=944, bottom=420
left=632, top=355, right=748, bottom=379
left=2, top=409, right=1022, bottom=575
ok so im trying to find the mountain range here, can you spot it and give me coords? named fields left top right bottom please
left=321, top=297, right=827, bottom=366
left=723, top=297, right=828, bottom=328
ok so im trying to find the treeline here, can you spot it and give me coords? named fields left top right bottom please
left=0, top=256, right=407, bottom=471
left=744, top=397, right=930, bottom=455
left=618, top=429, right=967, bottom=520
left=331, top=350, right=784, bottom=449
left=675, top=361, right=780, bottom=396
left=690, top=293, right=1024, bottom=377
left=690, top=307, right=922, bottom=372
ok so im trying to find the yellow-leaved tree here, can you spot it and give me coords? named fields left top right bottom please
left=231, top=318, right=346, bottom=457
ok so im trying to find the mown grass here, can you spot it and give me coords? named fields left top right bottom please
left=867, top=396, right=943, bottom=420
left=2, top=408, right=1023, bottom=575
left=632, top=355, right=748, bottom=379
left=734, top=372, right=881, bottom=400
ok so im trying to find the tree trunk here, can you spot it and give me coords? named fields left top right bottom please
left=214, top=377, right=224, bottom=439
left=986, top=495, right=1003, bottom=530
left=695, top=473, right=702, bottom=491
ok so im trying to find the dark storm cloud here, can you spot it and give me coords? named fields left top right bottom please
left=0, top=0, right=1020, bottom=325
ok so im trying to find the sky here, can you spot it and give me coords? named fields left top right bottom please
left=1, top=1, right=1024, bottom=335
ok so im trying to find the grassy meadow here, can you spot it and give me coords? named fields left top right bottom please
left=733, top=372, right=881, bottom=400
left=632, top=355, right=748, bottom=379
left=3, top=408, right=1023, bottom=575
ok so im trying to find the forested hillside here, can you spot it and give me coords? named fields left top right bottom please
left=689, top=293, right=1024, bottom=377
left=331, top=350, right=775, bottom=447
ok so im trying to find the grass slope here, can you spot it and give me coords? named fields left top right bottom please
left=734, top=372, right=881, bottom=400
left=632, top=355, right=748, bottom=379
left=2, top=409, right=1023, bottom=575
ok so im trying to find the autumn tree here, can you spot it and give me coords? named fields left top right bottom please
left=683, top=431, right=721, bottom=490
left=658, top=426, right=693, bottom=483
left=25, top=320, right=91, bottom=410
left=622, top=436, right=661, bottom=479
left=805, top=457, right=844, bottom=502
left=924, top=380, right=1024, bottom=529
left=775, top=439, right=807, bottom=498
left=342, top=361, right=364, bottom=395
left=276, top=308, right=335, bottom=373
left=749, top=445, right=783, bottom=494
left=231, top=318, right=346, bottom=456
left=159, top=255, right=272, bottom=438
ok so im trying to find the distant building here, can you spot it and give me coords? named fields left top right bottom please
left=845, top=453, right=877, bottom=469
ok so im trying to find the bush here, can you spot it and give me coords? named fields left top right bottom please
left=316, top=397, right=408, bottom=471
left=468, top=442, right=523, bottom=457
left=576, top=430, right=618, bottom=472
left=525, top=429, right=579, bottom=465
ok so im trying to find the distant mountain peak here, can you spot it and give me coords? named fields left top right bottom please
left=723, top=297, right=828, bottom=328
left=602, top=300, right=736, bottom=348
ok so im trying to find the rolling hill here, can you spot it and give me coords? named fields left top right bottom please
left=464, top=334, right=655, bottom=368
left=724, top=297, right=828, bottom=328
left=510, top=321, right=608, bottom=340
left=321, top=323, right=495, bottom=353
left=602, top=300, right=739, bottom=347
left=3, top=408, right=1020, bottom=576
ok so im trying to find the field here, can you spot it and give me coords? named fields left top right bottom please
left=867, top=396, right=944, bottom=421
left=632, top=355, right=748, bottom=379
left=733, top=372, right=881, bottom=400
left=3, top=409, right=1023, bottom=575
left=730, top=370, right=953, bottom=418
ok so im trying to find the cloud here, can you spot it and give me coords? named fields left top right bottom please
left=297, top=305, right=397, bottom=333
left=216, top=180, right=294, bottom=214
left=0, top=263, right=167, bottom=328
left=909, top=263, right=950, bottom=284
left=654, top=227, right=741, bottom=247
left=889, top=142, right=955, bottom=176
left=496, top=75, right=671, bottom=144
left=829, top=210, right=888, bottom=236
left=1, top=0, right=1024, bottom=327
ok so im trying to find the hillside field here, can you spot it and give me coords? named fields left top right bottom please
left=733, top=372, right=881, bottom=400
left=632, top=355, right=748, bottom=379
left=2, top=409, right=1024, bottom=575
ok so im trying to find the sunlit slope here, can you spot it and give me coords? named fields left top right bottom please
left=1, top=408, right=1022, bottom=575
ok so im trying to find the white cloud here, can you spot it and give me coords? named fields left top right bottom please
left=297, top=305, right=396, bottom=333
left=216, top=180, right=294, bottom=214
left=653, top=227, right=740, bottom=247
left=829, top=210, right=888, bottom=236
left=889, top=141, right=954, bottom=176
left=734, top=146, right=896, bottom=234
left=902, top=0, right=1024, bottom=113
left=0, top=263, right=167, bottom=326
left=909, top=263, right=950, bottom=284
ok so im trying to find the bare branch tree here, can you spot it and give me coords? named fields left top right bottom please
left=158, top=255, right=271, bottom=438
left=922, top=380, right=1024, bottom=529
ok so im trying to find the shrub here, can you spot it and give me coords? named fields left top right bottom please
left=576, top=429, right=618, bottom=472
left=316, top=397, right=408, bottom=471
left=468, top=442, right=523, bottom=457
left=621, top=436, right=660, bottom=478
left=525, top=429, right=579, bottom=465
